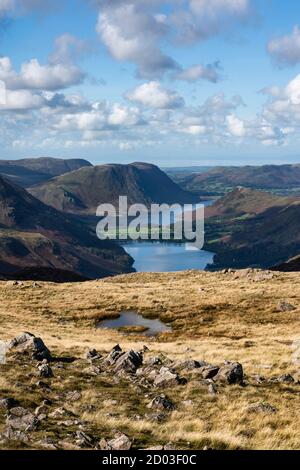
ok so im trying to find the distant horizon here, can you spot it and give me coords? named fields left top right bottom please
left=2, top=155, right=300, bottom=169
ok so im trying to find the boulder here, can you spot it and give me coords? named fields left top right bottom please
left=0, top=398, right=19, bottom=410
left=154, top=367, right=184, bottom=388
left=147, top=395, right=175, bottom=411
left=201, top=365, right=220, bottom=379
left=114, top=350, right=143, bottom=373
left=37, top=364, right=54, bottom=378
left=100, top=432, right=132, bottom=451
left=104, top=345, right=123, bottom=366
left=7, top=332, right=52, bottom=362
left=214, top=362, right=243, bottom=385
left=86, top=349, right=101, bottom=361
left=277, top=302, right=296, bottom=312
left=6, top=407, right=38, bottom=432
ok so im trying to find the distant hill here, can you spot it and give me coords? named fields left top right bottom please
left=205, top=187, right=293, bottom=218
left=0, top=175, right=133, bottom=279
left=182, top=164, right=300, bottom=196
left=204, top=188, right=300, bottom=270
left=0, top=157, right=92, bottom=188
left=29, top=162, right=199, bottom=215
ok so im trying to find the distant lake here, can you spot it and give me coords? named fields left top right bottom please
left=123, top=242, right=215, bottom=273
left=122, top=200, right=215, bottom=273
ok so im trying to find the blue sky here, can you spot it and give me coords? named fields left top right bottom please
left=1, top=0, right=300, bottom=166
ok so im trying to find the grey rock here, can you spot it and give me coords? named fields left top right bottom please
left=0, top=398, right=19, bottom=410
left=100, top=432, right=132, bottom=451
left=214, top=362, right=243, bottom=385
left=104, top=344, right=123, bottom=366
left=201, top=365, right=220, bottom=379
left=38, top=364, right=54, bottom=378
left=114, top=350, right=143, bottom=373
left=6, top=407, right=38, bottom=432
left=154, top=367, right=182, bottom=388
left=7, top=332, right=52, bottom=362
left=277, top=301, right=296, bottom=312
left=147, top=395, right=175, bottom=411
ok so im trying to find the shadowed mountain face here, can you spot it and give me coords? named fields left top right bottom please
left=204, top=188, right=300, bottom=270
left=0, top=157, right=92, bottom=188
left=0, top=175, right=133, bottom=279
left=181, top=164, right=300, bottom=196
left=29, top=162, right=199, bottom=215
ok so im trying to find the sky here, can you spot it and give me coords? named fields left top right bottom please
left=1, top=0, right=300, bottom=166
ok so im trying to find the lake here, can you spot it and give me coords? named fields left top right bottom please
left=123, top=242, right=215, bottom=272
left=122, top=200, right=215, bottom=273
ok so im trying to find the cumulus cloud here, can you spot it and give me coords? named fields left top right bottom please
left=97, top=3, right=178, bottom=79
left=95, top=1, right=253, bottom=79
left=267, top=26, right=300, bottom=67
left=0, top=34, right=87, bottom=92
left=126, top=81, right=184, bottom=109
left=171, top=0, right=252, bottom=44
left=0, top=89, right=45, bottom=110
left=226, top=114, right=246, bottom=137
left=176, top=62, right=222, bottom=83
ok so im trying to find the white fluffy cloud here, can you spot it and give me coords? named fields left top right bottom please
left=96, top=1, right=254, bottom=79
left=226, top=114, right=246, bottom=137
left=176, top=62, right=222, bottom=83
left=267, top=26, right=300, bottom=67
left=97, top=3, right=178, bottom=79
left=0, top=57, right=84, bottom=91
left=126, top=81, right=184, bottom=109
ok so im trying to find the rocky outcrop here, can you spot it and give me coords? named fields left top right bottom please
left=7, top=332, right=52, bottom=362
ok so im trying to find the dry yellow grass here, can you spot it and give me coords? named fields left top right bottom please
left=0, top=269, right=299, bottom=450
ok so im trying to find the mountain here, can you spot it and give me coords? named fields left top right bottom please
left=29, top=162, right=199, bottom=215
left=0, top=157, right=92, bottom=188
left=204, top=188, right=300, bottom=270
left=0, top=175, right=133, bottom=279
left=205, top=187, right=293, bottom=218
left=182, top=164, right=300, bottom=196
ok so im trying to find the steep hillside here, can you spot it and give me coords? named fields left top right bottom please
left=204, top=188, right=300, bottom=270
left=0, top=175, right=133, bottom=278
left=0, top=157, right=92, bottom=187
left=182, top=164, right=300, bottom=196
left=29, top=163, right=199, bottom=215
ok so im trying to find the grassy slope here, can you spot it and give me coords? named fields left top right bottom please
left=0, top=270, right=299, bottom=450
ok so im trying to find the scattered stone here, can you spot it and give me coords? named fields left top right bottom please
left=114, top=350, right=143, bottom=373
left=0, top=398, right=19, bottom=410
left=86, top=349, right=101, bottom=361
left=176, top=359, right=204, bottom=370
left=34, top=405, right=49, bottom=417
left=6, top=407, right=38, bottom=432
left=274, top=374, right=295, bottom=384
left=214, top=362, right=243, bottom=385
left=83, top=365, right=102, bottom=376
left=100, top=432, right=132, bottom=451
left=75, top=431, right=93, bottom=448
left=36, top=381, right=51, bottom=392
left=147, top=395, right=175, bottom=411
left=66, top=391, right=82, bottom=402
left=201, top=365, right=220, bottom=379
left=208, top=383, right=217, bottom=396
left=38, top=363, right=54, bottom=378
left=7, top=332, right=52, bottom=362
left=104, top=345, right=123, bottom=366
left=154, top=367, right=184, bottom=387
left=247, top=402, right=277, bottom=414
left=277, top=301, right=296, bottom=313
